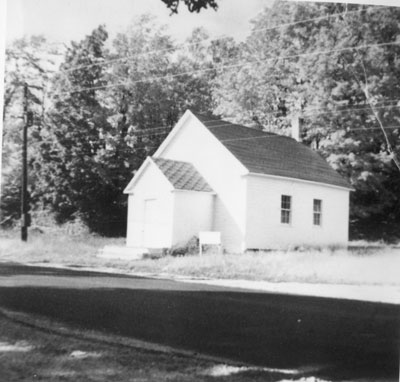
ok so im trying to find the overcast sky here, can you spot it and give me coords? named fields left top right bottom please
left=6, top=0, right=276, bottom=45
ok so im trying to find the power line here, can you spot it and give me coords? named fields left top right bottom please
left=303, top=98, right=400, bottom=114
left=51, top=103, right=400, bottom=142
left=56, top=105, right=400, bottom=142
left=56, top=41, right=400, bottom=96
left=60, top=5, right=386, bottom=74
left=304, top=103, right=400, bottom=116
left=250, top=6, right=386, bottom=36
left=112, top=118, right=227, bottom=137
left=57, top=123, right=399, bottom=156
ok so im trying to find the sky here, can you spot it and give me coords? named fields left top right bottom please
left=5, top=0, right=275, bottom=45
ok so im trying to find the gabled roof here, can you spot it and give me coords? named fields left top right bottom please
left=194, top=113, right=351, bottom=190
left=152, top=157, right=213, bottom=192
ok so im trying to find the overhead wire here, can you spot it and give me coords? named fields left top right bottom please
left=60, top=5, right=386, bottom=74
left=38, top=4, right=398, bottom=129
left=303, top=103, right=400, bottom=116
left=303, top=98, right=400, bottom=114
left=56, top=122, right=399, bottom=157
left=58, top=103, right=400, bottom=142
left=55, top=40, right=400, bottom=96
left=31, top=4, right=399, bottom=151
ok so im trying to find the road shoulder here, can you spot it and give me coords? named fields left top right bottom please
left=3, top=261, right=399, bottom=305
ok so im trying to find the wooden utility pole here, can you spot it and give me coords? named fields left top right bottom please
left=21, top=83, right=30, bottom=241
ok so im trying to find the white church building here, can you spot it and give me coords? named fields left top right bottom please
left=124, top=110, right=352, bottom=253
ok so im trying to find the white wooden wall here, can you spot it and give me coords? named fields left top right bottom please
left=126, top=163, right=174, bottom=248
left=156, top=113, right=248, bottom=253
left=172, top=191, right=214, bottom=247
left=245, top=174, right=350, bottom=249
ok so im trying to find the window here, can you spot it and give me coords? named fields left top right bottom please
left=281, top=195, right=291, bottom=224
left=313, top=199, right=322, bottom=226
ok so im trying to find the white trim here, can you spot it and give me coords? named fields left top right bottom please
left=197, top=117, right=249, bottom=175
left=153, top=109, right=193, bottom=158
left=154, top=110, right=249, bottom=175
left=280, top=194, right=292, bottom=226
left=124, top=156, right=216, bottom=194
left=245, top=172, right=353, bottom=192
left=312, top=198, right=323, bottom=227
left=123, top=157, right=175, bottom=194
left=123, top=156, right=152, bottom=194
left=171, top=189, right=216, bottom=195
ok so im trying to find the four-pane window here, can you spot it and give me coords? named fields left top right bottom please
left=313, top=199, right=322, bottom=226
left=281, top=195, right=291, bottom=224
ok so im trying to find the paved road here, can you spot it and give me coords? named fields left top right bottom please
left=0, top=264, right=398, bottom=379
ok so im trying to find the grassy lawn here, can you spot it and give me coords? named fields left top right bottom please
left=0, top=229, right=399, bottom=286
left=1, top=308, right=298, bottom=382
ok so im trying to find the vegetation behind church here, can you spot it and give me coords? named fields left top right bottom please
left=2, top=1, right=400, bottom=242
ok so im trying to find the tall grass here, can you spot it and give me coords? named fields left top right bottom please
left=157, top=248, right=400, bottom=285
left=0, top=229, right=124, bottom=266
left=0, top=229, right=399, bottom=285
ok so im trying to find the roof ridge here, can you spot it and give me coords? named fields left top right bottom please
left=193, top=112, right=276, bottom=135
left=152, top=156, right=193, bottom=165
left=190, top=111, right=351, bottom=189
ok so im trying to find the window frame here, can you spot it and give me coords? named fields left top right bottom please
left=281, top=195, right=292, bottom=225
left=313, top=199, right=322, bottom=226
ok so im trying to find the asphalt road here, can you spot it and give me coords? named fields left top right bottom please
left=0, top=263, right=399, bottom=379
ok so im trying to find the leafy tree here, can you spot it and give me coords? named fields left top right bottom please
left=1, top=36, right=62, bottom=227
left=162, top=0, right=218, bottom=14
left=172, top=27, right=217, bottom=113
left=39, top=25, right=127, bottom=235
left=212, top=1, right=400, bottom=241
left=36, top=18, right=218, bottom=236
left=106, top=19, right=215, bottom=167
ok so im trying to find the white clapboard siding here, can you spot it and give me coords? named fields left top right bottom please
left=156, top=112, right=248, bottom=253
left=172, top=190, right=214, bottom=247
left=245, top=174, right=350, bottom=249
left=126, top=161, right=174, bottom=248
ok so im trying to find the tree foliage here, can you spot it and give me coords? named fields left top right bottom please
left=2, top=3, right=400, bottom=242
left=1, top=36, right=63, bottom=226
left=39, top=25, right=127, bottom=234
left=161, top=0, right=218, bottom=14
left=7, top=18, right=217, bottom=235
left=213, top=1, right=400, bottom=241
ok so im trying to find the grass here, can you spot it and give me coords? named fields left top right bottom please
left=0, top=229, right=399, bottom=286
left=0, top=229, right=124, bottom=267
left=158, top=248, right=400, bottom=285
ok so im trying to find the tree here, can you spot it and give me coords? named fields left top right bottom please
left=107, top=18, right=215, bottom=168
left=211, top=1, right=400, bottom=241
left=36, top=17, right=218, bottom=236
left=1, top=36, right=63, bottom=227
left=39, top=25, right=126, bottom=234
left=161, top=0, right=218, bottom=14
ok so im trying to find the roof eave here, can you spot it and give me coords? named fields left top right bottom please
left=171, top=189, right=216, bottom=194
left=123, top=156, right=152, bottom=194
left=245, top=172, right=354, bottom=191
left=123, top=157, right=175, bottom=194
left=153, top=109, right=194, bottom=158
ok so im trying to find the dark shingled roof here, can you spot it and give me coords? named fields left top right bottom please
left=152, top=157, right=213, bottom=192
left=194, top=113, right=351, bottom=189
